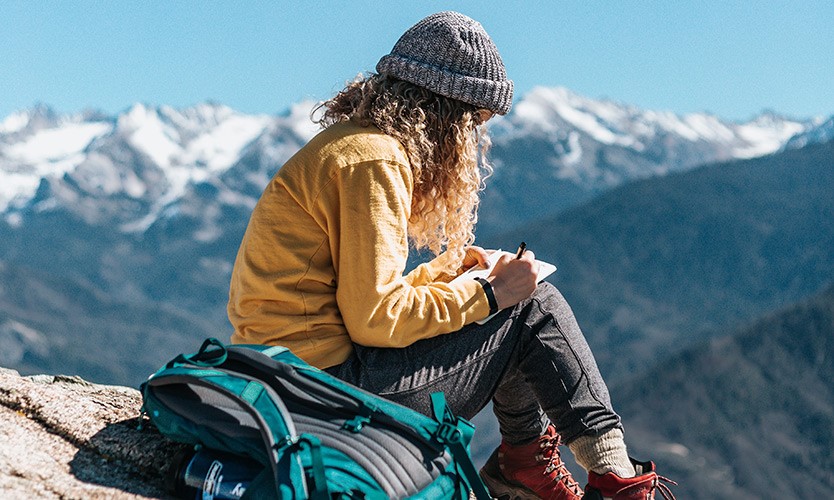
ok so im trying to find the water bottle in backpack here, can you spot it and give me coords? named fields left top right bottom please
left=170, top=448, right=261, bottom=500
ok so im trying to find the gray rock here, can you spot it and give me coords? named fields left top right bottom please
left=0, top=368, right=187, bottom=499
left=0, top=367, right=495, bottom=499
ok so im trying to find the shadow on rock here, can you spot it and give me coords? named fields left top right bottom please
left=70, top=415, right=189, bottom=498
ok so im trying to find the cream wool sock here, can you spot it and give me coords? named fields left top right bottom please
left=568, top=428, right=635, bottom=478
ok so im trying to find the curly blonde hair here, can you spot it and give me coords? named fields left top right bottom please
left=315, top=74, right=493, bottom=272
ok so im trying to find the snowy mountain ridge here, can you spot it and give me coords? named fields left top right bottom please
left=0, top=100, right=320, bottom=230
left=0, top=88, right=827, bottom=232
left=499, top=87, right=809, bottom=159
left=785, top=115, right=834, bottom=149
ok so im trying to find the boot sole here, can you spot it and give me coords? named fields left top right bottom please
left=479, top=450, right=541, bottom=500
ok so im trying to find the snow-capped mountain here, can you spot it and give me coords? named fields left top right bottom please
left=0, top=101, right=319, bottom=229
left=495, top=87, right=808, bottom=164
left=2, top=87, right=820, bottom=238
left=479, top=86, right=819, bottom=234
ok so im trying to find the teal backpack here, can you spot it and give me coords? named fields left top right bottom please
left=140, top=338, right=491, bottom=499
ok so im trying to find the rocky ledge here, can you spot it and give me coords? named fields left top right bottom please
left=0, top=367, right=185, bottom=499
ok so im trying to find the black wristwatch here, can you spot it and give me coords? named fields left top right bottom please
left=474, top=277, right=499, bottom=315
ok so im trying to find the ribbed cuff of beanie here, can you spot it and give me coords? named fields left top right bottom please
left=376, top=54, right=513, bottom=115
left=568, top=428, right=635, bottom=478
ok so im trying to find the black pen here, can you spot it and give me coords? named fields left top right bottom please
left=515, top=241, right=527, bottom=259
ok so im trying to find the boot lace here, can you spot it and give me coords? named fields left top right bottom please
left=538, top=433, right=584, bottom=496
left=651, top=473, right=678, bottom=500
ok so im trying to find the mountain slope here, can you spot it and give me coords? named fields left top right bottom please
left=614, top=283, right=834, bottom=499
left=0, top=259, right=214, bottom=385
left=492, top=139, right=834, bottom=379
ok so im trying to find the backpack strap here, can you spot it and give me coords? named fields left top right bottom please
left=166, top=337, right=228, bottom=368
left=430, top=392, right=492, bottom=500
left=294, top=435, right=329, bottom=500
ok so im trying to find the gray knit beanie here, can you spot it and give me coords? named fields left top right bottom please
left=376, top=11, right=514, bottom=115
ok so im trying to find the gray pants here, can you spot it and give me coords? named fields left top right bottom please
left=326, top=282, right=621, bottom=445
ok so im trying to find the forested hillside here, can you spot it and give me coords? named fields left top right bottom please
left=616, top=283, right=834, bottom=498
left=491, top=140, right=834, bottom=379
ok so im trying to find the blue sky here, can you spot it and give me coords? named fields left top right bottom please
left=2, top=1, right=833, bottom=121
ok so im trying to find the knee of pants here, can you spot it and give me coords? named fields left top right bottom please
left=525, top=281, right=585, bottom=336
left=530, top=280, right=568, bottom=307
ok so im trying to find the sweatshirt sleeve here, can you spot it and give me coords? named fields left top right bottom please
left=333, top=160, right=491, bottom=348
left=404, top=251, right=460, bottom=286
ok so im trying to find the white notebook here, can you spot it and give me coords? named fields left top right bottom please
left=452, top=249, right=557, bottom=324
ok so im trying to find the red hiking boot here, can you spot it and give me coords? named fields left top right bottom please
left=479, top=425, right=583, bottom=499
left=584, top=459, right=676, bottom=499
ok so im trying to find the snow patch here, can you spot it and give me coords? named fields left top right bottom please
left=73, top=152, right=149, bottom=198
left=513, top=87, right=812, bottom=159
left=557, top=101, right=634, bottom=146
left=0, top=172, right=41, bottom=211
left=513, top=96, right=558, bottom=133
left=733, top=120, right=807, bottom=158
left=5, top=121, right=111, bottom=163
left=217, top=187, right=258, bottom=209
left=119, top=212, right=159, bottom=233
left=119, top=104, right=182, bottom=168
left=563, top=131, right=582, bottom=165
left=178, top=113, right=272, bottom=172
left=0, top=110, right=31, bottom=134
left=193, top=223, right=222, bottom=243
left=5, top=212, right=22, bottom=228
left=682, top=114, right=735, bottom=142
left=522, top=87, right=637, bottom=147
left=199, top=257, right=233, bottom=275
left=113, top=103, right=273, bottom=224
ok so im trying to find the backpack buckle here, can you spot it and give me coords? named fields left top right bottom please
left=434, top=422, right=463, bottom=445
left=342, top=402, right=378, bottom=433
left=343, top=414, right=371, bottom=433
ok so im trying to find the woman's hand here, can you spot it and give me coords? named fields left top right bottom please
left=487, top=250, right=539, bottom=310
left=461, top=246, right=490, bottom=272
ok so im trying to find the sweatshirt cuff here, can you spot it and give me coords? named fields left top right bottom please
left=453, top=277, right=493, bottom=322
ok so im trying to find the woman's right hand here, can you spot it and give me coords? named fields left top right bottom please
left=487, top=250, right=539, bottom=310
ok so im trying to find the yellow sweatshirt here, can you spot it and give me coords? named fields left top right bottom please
left=228, top=120, right=491, bottom=368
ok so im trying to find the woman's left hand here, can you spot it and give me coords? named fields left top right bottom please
left=461, top=246, right=490, bottom=271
